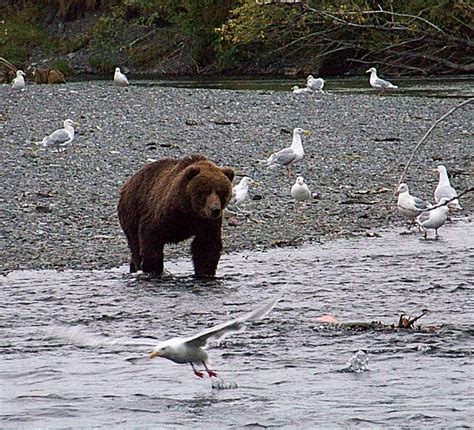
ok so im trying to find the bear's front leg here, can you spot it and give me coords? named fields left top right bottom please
left=139, top=227, right=165, bottom=277
left=191, top=230, right=223, bottom=278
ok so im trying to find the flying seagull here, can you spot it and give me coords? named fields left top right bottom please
left=149, top=296, right=281, bottom=378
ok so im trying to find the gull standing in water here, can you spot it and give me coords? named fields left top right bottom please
left=267, top=127, right=310, bottom=177
left=396, top=183, right=431, bottom=224
left=434, top=165, right=463, bottom=211
left=11, top=70, right=26, bottom=90
left=149, top=296, right=281, bottom=378
left=416, top=198, right=450, bottom=239
left=114, top=67, right=129, bottom=86
left=366, top=67, right=398, bottom=95
left=40, top=119, right=76, bottom=153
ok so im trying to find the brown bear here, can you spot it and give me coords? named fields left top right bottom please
left=117, top=154, right=235, bottom=278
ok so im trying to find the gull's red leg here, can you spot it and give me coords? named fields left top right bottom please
left=190, top=363, right=204, bottom=378
left=203, top=362, right=218, bottom=378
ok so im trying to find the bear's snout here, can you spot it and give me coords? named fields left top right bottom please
left=204, top=194, right=222, bottom=219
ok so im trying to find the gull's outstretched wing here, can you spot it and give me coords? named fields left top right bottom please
left=184, top=296, right=281, bottom=349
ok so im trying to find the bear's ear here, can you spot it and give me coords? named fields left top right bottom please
left=221, top=167, right=235, bottom=183
left=185, top=166, right=200, bottom=180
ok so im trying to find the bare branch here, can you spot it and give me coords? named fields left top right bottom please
left=421, top=187, right=474, bottom=212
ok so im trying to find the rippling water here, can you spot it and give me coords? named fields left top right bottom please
left=1, top=222, right=473, bottom=428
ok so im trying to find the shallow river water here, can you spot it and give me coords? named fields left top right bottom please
left=1, top=222, right=473, bottom=428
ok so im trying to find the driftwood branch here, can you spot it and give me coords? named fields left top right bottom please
left=421, top=187, right=474, bottom=212
left=388, top=98, right=474, bottom=207
left=0, top=57, right=17, bottom=72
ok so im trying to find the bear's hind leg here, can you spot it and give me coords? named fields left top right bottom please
left=191, top=233, right=222, bottom=278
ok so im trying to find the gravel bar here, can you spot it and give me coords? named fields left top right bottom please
left=1, top=82, right=472, bottom=274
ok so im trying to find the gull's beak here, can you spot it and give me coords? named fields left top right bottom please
left=303, top=130, right=310, bottom=136
left=149, top=350, right=160, bottom=359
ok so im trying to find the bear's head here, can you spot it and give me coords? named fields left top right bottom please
left=184, top=163, right=234, bottom=220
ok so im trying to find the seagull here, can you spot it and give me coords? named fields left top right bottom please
left=397, top=183, right=431, bottom=223
left=40, top=119, right=76, bottom=153
left=11, top=70, right=26, bottom=89
left=291, top=85, right=312, bottom=94
left=306, top=75, right=325, bottom=92
left=114, top=67, right=129, bottom=86
left=434, top=165, right=462, bottom=211
left=291, top=176, right=311, bottom=210
left=267, top=127, right=310, bottom=177
left=416, top=198, right=450, bottom=239
left=366, top=67, right=398, bottom=95
left=149, top=296, right=281, bottom=378
left=232, top=176, right=254, bottom=208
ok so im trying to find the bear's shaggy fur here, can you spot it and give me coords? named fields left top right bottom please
left=117, top=154, right=235, bottom=278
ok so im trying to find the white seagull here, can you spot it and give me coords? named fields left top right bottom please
left=41, top=119, right=76, bottom=153
left=434, top=165, right=462, bottom=211
left=306, top=75, right=325, bottom=92
left=11, top=70, right=26, bottom=90
left=397, top=183, right=431, bottom=222
left=114, top=67, right=129, bottom=86
left=291, top=176, right=311, bottom=202
left=416, top=198, right=450, bottom=239
left=366, top=67, right=398, bottom=94
left=267, top=127, right=310, bottom=177
left=291, top=85, right=312, bottom=94
left=232, top=176, right=254, bottom=208
left=149, top=296, right=281, bottom=378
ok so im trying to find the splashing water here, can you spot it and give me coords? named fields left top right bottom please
left=212, top=377, right=239, bottom=390
left=343, top=350, right=369, bottom=373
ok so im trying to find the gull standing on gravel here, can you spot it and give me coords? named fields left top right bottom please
left=434, top=165, right=463, bottom=211
left=11, top=70, right=26, bottom=89
left=149, top=296, right=281, bottom=378
left=267, top=127, right=310, bottom=177
left=291, top=176, right=311, bottom=210
left=397, top=183, right=431, bottom=223
left=306, top=75, right=325, bottom=92
left=40, top=119, right=76, bottom=153
left=291, top=85, right=312, bottom=94
left=366, top=67, right=398, bottom=94
left=114, top=67, right=129, bottom=86
left=416, top=198, right=450, bottom=239
left=232, top=176, right=254, bottom=209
